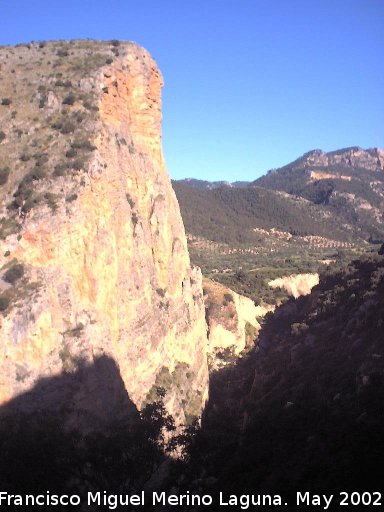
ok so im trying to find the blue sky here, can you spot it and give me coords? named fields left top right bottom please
left=0, top=0, right=383, bottom=181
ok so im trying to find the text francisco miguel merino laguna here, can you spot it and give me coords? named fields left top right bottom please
left=0, top=490, right=345, bottom=509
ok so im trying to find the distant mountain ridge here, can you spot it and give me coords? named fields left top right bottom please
left=175, top=178, right=250, bottom=190
left=173, top=146, right=384, bottom=245
left=262, top=146, right=384, bottom=175
left=254, top=146, right=384, bottom=242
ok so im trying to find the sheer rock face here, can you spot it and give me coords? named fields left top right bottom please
left=0, top=42, right=208, bottom=425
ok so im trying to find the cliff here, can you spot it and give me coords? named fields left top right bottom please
left=203, top=279, right=262, bottom=368
left=0, top=40, right=208, bottom=426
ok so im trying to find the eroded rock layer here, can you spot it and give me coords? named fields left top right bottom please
left=203, top=279, right=262, bottom=369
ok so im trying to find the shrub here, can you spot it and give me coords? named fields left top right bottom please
left=83, top=100, right=98, bottom=111
left=65, top=193, right=77, bottom=202
left=71, top=159, right=85, bottom=171
left=132, top=212, right=139, bottom=226
left=62, top=93, right=76, bottom=106
left=44, top=192, right=58, bottom=212
left=60, top=121, right=76, bottom=134
left=55, top=80, right=72, bottom=87
left=65, top=148, right=77, bottom=158
left=1, top=98, right=11, bottom=106
left=71, top=139, right=96, bottom=151
left=0, top=218, right=21, bottom=239
left=126, top=194, right=135, bottom=208
left=245, top=321, right=257, bottom=344
left=53, top=162, right=69, bottom=177
left=0, top=131, right=6, bottom=143
left=64, top=323, right=84, bottom=338
left=73, top=111, right=85, bottom=124
left=34, top=153, right=49, bottom=167
left=105, top=58, right=113, bottom=64
left=3, top=263, right=24, bottom=284
left=24, top=167, right=46, bottom=182
left=0, top=167, right=10, bottom=186
left=291, top=322, right=309, bottom=336
left=56, top=49, right=69, bottom=57
left=0, top=294, right=10, bottom=312
left=110, top=40, right=120, bottom=47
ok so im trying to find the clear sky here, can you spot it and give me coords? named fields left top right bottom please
left=0, top=0, right=383, bottom=181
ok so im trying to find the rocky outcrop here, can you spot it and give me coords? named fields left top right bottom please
left=294, top=147, right=384, bottom=172
left=203, top=279, right=261, bottom=369
left=0, top=41, right=208, bottom=426
left=268, top=273, right=319, bottom=299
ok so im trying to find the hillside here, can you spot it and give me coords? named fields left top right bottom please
left=174, top=147, right=384, bottom=246
left=178, top=248, right=384, bottom=504
left=173, top=182, right=351, bottom=245
left=254, top=147, right=384, bottom=242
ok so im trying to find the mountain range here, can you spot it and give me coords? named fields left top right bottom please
left=173, top=146, right=384, bottom=246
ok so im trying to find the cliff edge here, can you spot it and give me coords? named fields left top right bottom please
left=0, top=40, right=208, bottom=426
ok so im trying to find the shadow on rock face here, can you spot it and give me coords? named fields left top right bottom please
left=0, top=355, right=171, bottom=503
left=1, top=355, right=138, bottom=432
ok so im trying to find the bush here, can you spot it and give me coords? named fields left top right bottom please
left=56, top=49, right=69, bottom=57
left=1, top=98, right=11, bottom=106
left=22, top=196, right=41, bottom=213
left=71, top=139, right=96, bottom=151
left=65, top=148, right=77, bottom=158
left=62, top=93, right=76, bottom=106
left=23, top=167, right=46, bottom=182
left=53, top=162, right=69, bottom=177
left=3, top=263, right=24, bottom=284
left=44, top=192, right=58, bottom=212
left=0, top=294, right=10, bottom=312
left=34, top=153, right=48, bottom=167
left=65, top=193, right=78, bottom=202
left=71, top=159, right=85, bottom=171
left=0, top=218, right=21, bottom=239
left=59, top=121, right=76, bottom=134
left=83, top=100, right=98, bottom=111
left=0, top=131, right=6, bottom=143
left=0, top=167, right=10, bottom=186
left=55, top=80, right=72, bottom=88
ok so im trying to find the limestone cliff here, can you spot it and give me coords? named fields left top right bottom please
left=203, top=279, right=262, bottom=369
left=0, top=40, right=208, bottom=426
